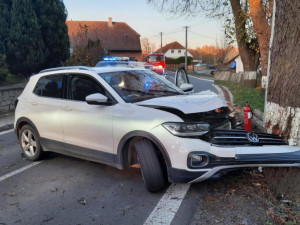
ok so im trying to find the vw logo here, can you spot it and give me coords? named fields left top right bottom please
left=247, top=132, right=259, bottom=143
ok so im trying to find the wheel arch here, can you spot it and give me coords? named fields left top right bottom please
left=117, top=130, right=172, bottom=168
left=15, top=117, right=40, bottom=139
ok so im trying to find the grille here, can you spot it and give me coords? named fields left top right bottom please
left=205, top=129, right=287, bottom=146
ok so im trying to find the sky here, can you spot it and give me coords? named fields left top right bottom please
left=63, top=0, right=225, bottom=50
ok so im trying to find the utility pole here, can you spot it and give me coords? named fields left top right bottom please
left=184, top=26, right=189, bottom=70
left=160, top=32, right=163, bottom=51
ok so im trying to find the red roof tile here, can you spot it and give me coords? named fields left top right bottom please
left=66, top=20, right=141, bottom=52
left=155, top=41, right=185, bottom=54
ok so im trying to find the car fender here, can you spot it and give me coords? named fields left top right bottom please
left=116, top=130, right=171, bottom=168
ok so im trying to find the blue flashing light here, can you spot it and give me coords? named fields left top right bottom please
left=103, top=56, right=118, bottom=61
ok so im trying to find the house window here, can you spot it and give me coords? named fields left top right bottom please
left=178, top=50, right=181, bottom=53
left=171, top=50, right=174, bottom=53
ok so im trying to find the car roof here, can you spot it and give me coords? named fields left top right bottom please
left=37, top=66, right=146, bottom=77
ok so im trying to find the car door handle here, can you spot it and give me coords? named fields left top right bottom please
left=62, top=106, right=72, bottom=111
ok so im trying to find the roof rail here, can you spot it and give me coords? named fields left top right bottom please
left=39, top=66, right=94, bottom=74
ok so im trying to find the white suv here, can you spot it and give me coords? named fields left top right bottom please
left=15, top=66, right=300, bottom=192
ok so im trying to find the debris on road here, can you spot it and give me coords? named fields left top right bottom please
left=3, top=192, right=16, bottom=197
left=77, top=198, right=87, bottom=205
left=5, top=163, right=15, bottom=169
left=61, top=190, right=65, bottom=197
left=41, top=217, right=54, bottom=223
left=50, top=188, right=58, bottom=192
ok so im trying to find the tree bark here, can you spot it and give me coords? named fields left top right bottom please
left=265, top=0, right=300, bottom=145
left=267, top=0, right=300, bottom=108
left=249, top=0, right=271, bottom=76
left=230, top=0, right=259, bottom=71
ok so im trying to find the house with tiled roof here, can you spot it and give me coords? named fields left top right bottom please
left=155, top=41, right=192, bottom=59
left=66, top=18, right=142, bottom=61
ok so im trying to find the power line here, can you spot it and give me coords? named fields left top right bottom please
left=189, top=30, right=221, bottom=40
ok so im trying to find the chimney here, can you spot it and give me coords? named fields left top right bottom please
left=108, top=17, right=113, bottom=27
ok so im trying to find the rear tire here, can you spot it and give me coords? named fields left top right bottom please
left=134, top=138, right=167, bottom=192
left=19, top=125, right=43, bottom=161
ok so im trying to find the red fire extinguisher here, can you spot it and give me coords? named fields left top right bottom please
left=243, top=102, right=252, bottom=131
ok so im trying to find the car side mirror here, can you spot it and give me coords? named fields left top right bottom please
left=86, top=93, right=108, bottom=105
left=175, top=67, right=190, bottom=87
left=180, top=83, right=194, bottom=92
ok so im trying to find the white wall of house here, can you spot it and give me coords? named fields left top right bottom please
left=235, top=56, right=244, bottom=73
left=164, top=49, right=193, bottom=59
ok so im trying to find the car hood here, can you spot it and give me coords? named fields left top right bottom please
left=136, top=90, right=228, bottom=114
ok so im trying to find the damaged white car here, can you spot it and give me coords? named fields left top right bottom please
left=14, top=66, right=300, bottom=192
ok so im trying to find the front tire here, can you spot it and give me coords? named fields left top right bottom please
left=19, top=125, right=43, bottom=161
left=134, top=138, right=167, bottom=192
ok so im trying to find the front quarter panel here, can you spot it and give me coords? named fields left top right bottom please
left=112, top=103, right=182, bottom=154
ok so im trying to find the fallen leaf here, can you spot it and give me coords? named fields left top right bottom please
left=253, top=183, right=262, bottom=187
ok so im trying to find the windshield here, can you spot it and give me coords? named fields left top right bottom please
left=148, top=55, right=164, bottom=62
left=99, top=70, right=184, bottom=103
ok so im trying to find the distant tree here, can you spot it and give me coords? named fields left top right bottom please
left=66, top=24, right=105, bottom=66
left=7, top=0, right=47, bottom=76
left=66, top=39, right=104, bottom=66
left=189, top=45, right=233, bottom=65
left=33, top=0, right=70, bottom=68
left=1, top=0, right=69, bottom=77
left=141, top=38, right=151, bottom=53
left=0, top=0, right=11, bottom=55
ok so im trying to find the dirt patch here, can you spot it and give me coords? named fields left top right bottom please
left=192, top=169, right=300, bottom=225
left=264, top=167, right=300, bottom=205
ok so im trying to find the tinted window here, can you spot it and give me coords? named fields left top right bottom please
left=69, top=75, right=105, bottom=101
left=33, top=75, right=64, bottom=98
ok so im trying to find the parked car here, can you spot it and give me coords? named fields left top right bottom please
left=15, top=66, right=300, bottom=192
left=95, top=57, right=146, bottom=69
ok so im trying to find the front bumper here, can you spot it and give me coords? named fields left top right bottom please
left=150, top=125, right=300, bottom=183
left=168, top=150, right=300, bottom=183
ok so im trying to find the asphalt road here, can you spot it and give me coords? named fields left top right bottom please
left=165, top=71, right=217, bottom=94
left=0, top=130, right=205, bottom=225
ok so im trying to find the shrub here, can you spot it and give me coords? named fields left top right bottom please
left=0, top=54, right=11, bottom=83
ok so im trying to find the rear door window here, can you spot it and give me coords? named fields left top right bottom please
left=33, top=75, right=64, bottom=98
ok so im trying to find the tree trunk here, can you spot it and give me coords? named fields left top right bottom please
left=230, top=0, right=259, bottom=71
left=264, top=0, right=300, bottom=204
left=265, top=0, right=300, bottom=145
left=249, top=0, right=271, bottom=76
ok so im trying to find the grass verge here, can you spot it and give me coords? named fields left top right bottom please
left=215, top=80, right=264, bottom=112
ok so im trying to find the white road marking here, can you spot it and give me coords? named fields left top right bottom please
left=0, top=129, right=14, bottom=135
left=144, top=183, right=191, bottom=225
left=0, top=161, right=41, bottom=182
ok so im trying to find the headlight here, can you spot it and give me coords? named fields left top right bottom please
left=162, top=122, right=210, bottom=137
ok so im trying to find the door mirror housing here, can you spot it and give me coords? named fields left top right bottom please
left=86, top=93, right=108, bottom=105
left=180, top=83, right=194, bottom=92
left=175, top=67, right=190, bottom=87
